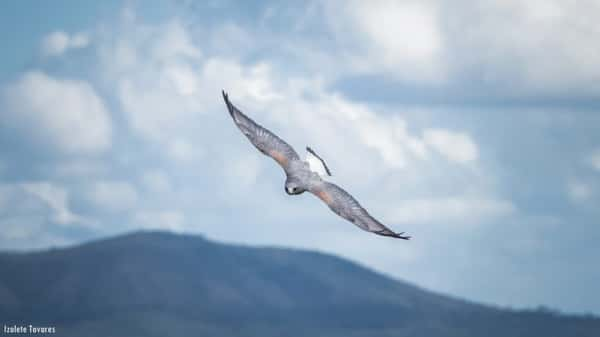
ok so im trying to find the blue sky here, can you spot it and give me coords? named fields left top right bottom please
left=1, top=0, right=599, bottom=314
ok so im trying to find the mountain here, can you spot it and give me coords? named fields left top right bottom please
left=0, top=231, right=598, bottom=337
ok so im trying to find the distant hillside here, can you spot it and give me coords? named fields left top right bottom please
left=0, top=231, right=598, bottom=337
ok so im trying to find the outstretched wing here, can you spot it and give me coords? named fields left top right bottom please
left=310, top=182, right=410, bottom=240
left=222, top=91, right=300, bottom=172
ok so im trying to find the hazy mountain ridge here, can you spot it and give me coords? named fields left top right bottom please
left=0, top=231, right=598, bottom=337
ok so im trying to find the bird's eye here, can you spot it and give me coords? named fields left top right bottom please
left=291, top=187, right=297, bottom=192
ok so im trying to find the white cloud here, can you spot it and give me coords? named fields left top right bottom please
left=134, top=210, right=185, bottom=232
left=282, top=92, right=429, bottom=170
left=41, top=31, right=89, bottom=57
left=423, top=128, right=478, bottom=164
left=50, top=160, right=109, bottom=178
left=141, top=170, right=172, bottom=193
left=168, top=138, right=197, bottom=162
left=103, top=20, right=284, bottom=165
left=2, top=71, right=112, bottom=154
left=220, top=152, right=263, bottom=196
left=388, top=197, right=515, bottom=226
left=21, top=182, right=85, bottom=226
left=0, top=216, right=74, bottom=251
left=0, top=183, right=88, bottom=249
left=89, top=181, right=139, bottom=212
left=441, top=0, right=600, bottom=96
left=150, top=21, right=202, bottom=62
left=319, top=0, right=600, bottom=96
left=165, top=65, right=200, bottom=96
left=104, top=21, right=206, bottom=146
left=326, top=0, right=445, bottom=82
left=1, top=217, right=43, bottom=240
left=362, top=2, right=441, bottom=60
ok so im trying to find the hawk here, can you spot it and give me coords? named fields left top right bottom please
left=222, top=91, right=410, bottom=240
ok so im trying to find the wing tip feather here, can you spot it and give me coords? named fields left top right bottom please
left=222, top=89, right=236, bottom=119
left=374, top=229, right=411, bottom=240
left=390, top=231, right=411, bottom=240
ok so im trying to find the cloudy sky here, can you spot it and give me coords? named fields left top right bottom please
left=1, top=0, right=599, bottom=314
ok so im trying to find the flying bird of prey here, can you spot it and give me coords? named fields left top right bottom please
left=222, top=91, right=410, bottom=240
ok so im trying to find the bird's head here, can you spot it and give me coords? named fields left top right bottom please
left=285, top=178, right=305, bottom=195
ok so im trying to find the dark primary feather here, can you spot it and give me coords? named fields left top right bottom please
left=222, top=90, right=300, bottom=171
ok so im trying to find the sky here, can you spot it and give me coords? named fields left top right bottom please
left=1, top=0, right=599, bottom=315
